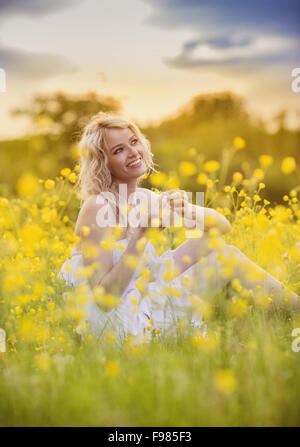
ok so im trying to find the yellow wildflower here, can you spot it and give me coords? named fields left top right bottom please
left=233, top=137, right=246, bottom=149
left=16, top=173, right=39, bottom=197
left=253, top=169, right=264, bottom=181
left=232, top=172, right=243, bottom=183
left=0, top=198, right=8, bottom=208
left=105, top=361, right=120, bottom=377
left=179, top=161, right=196, bottom=176
left=44, top=179, right=55, bottom=190
left=259, top=154, right=273, bottom=167
left=150, top=172, right=167, bottom=186
left=61, top=168, right=71, bottom=177
left=214, top=369, right=237, bottom=394
left=281, top=157, right=296, bottom=174
left=204, top=160, right=220, bottom=173
left=197, top=173, right=208, bottom=185
left=68, top=173, right=77, bottom=184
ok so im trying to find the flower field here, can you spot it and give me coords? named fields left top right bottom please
left=0, top=143, right=300, bottom=427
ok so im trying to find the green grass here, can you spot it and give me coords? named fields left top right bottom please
left=1, top=311, right=300, bottom=427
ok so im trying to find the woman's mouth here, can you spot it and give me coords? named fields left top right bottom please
left=127, top=157, right=142, bottom=168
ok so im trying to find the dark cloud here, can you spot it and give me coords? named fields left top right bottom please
left=143, top=0, right=300, bottom=68
left=0, top=43, right=77, bottom=79
left=0, top=0, right=77, bottom=18
left=143, top=0, right=300, bottom=36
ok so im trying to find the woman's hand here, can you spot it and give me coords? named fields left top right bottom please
left=160, top=189, right=189, bottom=213
left=158, top=190, right=232, bottom=234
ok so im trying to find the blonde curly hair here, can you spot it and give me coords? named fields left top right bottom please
left=75, top=112, right=156, bottom=204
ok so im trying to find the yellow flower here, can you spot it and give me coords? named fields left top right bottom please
left=253, top=168, right=264, bottom=181
left=281, top=157, right=296, bottom=174
left=191, top=330, right=219, bottom=352
left=253, top=195, right=261, bottom=202
left=214, top=369, right=237, bottom=395
left=0, top=198, right=9, bottom=208
left=233, top=137, right=246, bottom=149
left=150, top=172, right=167, bottom=186
left=81, top=225, right=90, bottom=236
left=179, top=161, right=196, bottom=176
left=42, top=207, right=57, bottom=223
left=68, top=173, right=77, bottom=183
left=232, top=172, right=243, bottom=183
left=165, top=174, right=180, bottom=189
left=135, top=268, right=152, bottom=293
left=196, top=173, right=208, bottom=185
left=259, top=154, right=273, bottom=167
left=16, top=173, right=40, bottom=197
left=204, top=160, right=220, bottom=173
left=61, top=168, right=71, bottom=177
left=44, top=179, right=55, bottom=190
left=224, top=186, right=231, bottom=193
left=124, top=254, right=140, bottom=269
left=227, top=298, right=248, bottom=318
left=105, top=360, right=120, bottom=377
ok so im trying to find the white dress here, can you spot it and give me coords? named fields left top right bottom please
left=58, top=237, right=206, bottom=344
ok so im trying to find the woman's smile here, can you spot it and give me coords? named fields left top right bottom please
left=126, top=157, right=143, bottom=168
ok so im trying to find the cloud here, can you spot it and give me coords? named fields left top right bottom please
left=0, top=43, right=77, bottom=79
left=165, top=35, right=299, bottom=69
left=0, top=0, right=76, bottom=18
left=143, top=0, right=300, bottom=68
left=0, top=0, right=79, bottom=80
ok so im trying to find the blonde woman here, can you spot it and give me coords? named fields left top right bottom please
left=58, top=112, right=299, bottom=342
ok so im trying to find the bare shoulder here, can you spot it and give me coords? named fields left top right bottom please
left=75, top=193, right=114, bottom=236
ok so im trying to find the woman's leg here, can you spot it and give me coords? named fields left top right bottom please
left=170, top=237, right=299, bottom=310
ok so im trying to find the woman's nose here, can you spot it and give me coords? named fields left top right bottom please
left=128, top=146, right=139, bottom=156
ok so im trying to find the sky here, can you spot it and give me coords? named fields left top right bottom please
left=0, top=0, right=299, bottom=138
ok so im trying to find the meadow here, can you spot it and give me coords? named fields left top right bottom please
left=0, top=133, right=300, bottom=427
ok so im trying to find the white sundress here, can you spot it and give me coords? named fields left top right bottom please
left=58, top=237, right=211, bottom=344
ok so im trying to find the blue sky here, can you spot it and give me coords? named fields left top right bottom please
left=0, top=0, right=299, bottom=137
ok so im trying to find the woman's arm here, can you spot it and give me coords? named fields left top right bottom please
left=187, top=204, right=232, bottom=234
left=76, top=195, right=149, bottom=299
left=97, top=227, right=147, bottom=297
left=161, top=190, right=232, bottom=235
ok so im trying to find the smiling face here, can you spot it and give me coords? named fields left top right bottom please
left=104, top=127, right=147, bottom=184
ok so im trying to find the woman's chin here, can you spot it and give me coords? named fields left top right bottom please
left=126, top=162, right=146, bottom=178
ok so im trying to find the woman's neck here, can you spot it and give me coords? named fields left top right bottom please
left=112, top=179, right=138, bottom=202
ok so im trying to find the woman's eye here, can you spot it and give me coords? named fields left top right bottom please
left=131, top=139, right=138, bottom=144
left=114, top=148, right=123, bottom=154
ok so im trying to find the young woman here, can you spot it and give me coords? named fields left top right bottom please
left=58, top=112, right=299, bottom=342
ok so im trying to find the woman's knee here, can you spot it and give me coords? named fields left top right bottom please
left=220, top=244, right=246, bottom=264
left=225, top=244, right=242, bottom=256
